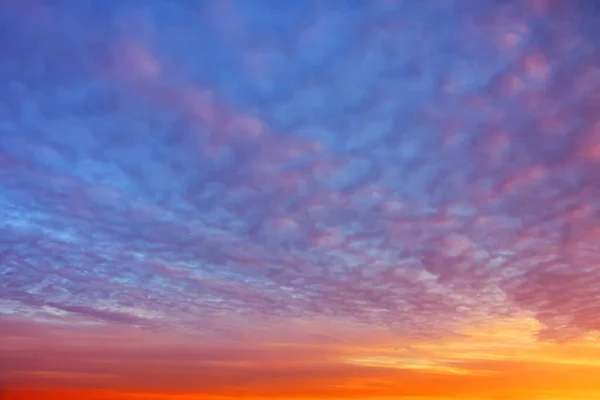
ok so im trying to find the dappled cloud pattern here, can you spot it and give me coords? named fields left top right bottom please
left=1, top=0, right=600, bottom=399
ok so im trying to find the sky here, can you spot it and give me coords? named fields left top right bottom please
left=0, top=0, right=599, bottom=399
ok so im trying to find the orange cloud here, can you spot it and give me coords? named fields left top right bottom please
left=2, top=317, right=600, bottom=400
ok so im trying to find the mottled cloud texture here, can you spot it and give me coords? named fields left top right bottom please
left=1, top=1, right=600, bottom=396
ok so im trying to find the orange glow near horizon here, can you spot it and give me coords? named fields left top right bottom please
left=2, top=316, right=600, bottom=400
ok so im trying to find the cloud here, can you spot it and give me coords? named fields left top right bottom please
left=0, top=0, right=599, bottom=357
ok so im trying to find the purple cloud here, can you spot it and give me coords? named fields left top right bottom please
left=1, top=0, right=599, bottom=343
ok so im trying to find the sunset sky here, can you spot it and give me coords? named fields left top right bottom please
left=1, top=0, right=600, bottom=399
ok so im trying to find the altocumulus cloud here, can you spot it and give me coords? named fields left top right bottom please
left=1, top=0, right=600, bottom=342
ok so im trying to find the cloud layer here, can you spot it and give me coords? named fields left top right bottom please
left=1, top=0, right=600, bottom=357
